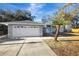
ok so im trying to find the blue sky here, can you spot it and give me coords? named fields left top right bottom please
left=0, top=3, right=65, bottom=22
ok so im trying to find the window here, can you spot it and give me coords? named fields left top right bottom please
left=14, top=26, right=16, bottom=28
left=21, top=26, right=23, bottom=28
left=17, top=26, right=19, bottom=28
left=33, top=26, right=37, bottom=28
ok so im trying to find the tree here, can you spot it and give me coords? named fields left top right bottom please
left=71, top=15, right=79, bottom=28
left=0, top=9, right=15, bottom=22
left=0, top=9, right=34, bottom=22
left=14, top=10, right=33, bottom=21
left=51, top=3, right=76, bottom=42
left=69, top=7, right=79, bottom=28
left=52, top=11, right=73, bottom=42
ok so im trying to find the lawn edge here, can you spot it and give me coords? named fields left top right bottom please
left=42, top=39, right=57, bottom=56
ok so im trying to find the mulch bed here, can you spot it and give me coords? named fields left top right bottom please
left=44, top=39, right=79, bottom=56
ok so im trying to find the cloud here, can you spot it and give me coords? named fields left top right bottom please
left=27, top=3, right=46, bottom=16
left=26, top=3, right=46, bottom=22
left=26, top=3, right=65, bottom=22
left=27, top=3, right=60, bottom=22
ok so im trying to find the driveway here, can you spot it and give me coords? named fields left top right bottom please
left=0, top=36, right=56, bottom=56
left=0, top=35, right=79, bottom=56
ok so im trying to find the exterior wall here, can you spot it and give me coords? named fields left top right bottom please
left=8, top=24, right=13, bottom=39
left=65, top=24, right=72, bottom=32
left=39, top=26, right=43, bottom=36
left=43, top=25, right=65, bottom=36
left=8, top=24, right=43, bottom=39
left=59, top=26, right=64, bottom=32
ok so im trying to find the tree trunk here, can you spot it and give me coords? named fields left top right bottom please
left=54, top=25, right=60, bottom=42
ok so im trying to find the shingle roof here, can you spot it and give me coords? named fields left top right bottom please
left=0, top=20, right=44, bottom=26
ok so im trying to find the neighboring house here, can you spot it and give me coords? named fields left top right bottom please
left=65, top=24, right=72, bottom=32
left=43, top=19, right=72, bottom=36
left=43, top=21, right=53, bottom=36
left=0, top=20, right=44, bottom=39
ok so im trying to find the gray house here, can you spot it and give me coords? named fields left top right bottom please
left=0, top=20, right=44, bottom=39
left=0, top=20, right=72, bottom=39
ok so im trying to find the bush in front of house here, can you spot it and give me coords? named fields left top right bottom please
left=0, top=24, right=8, bottom=35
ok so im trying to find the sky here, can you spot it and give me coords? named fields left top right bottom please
left=0, top=3, right=65, bottom=22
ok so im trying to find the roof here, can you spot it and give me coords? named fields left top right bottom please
left=0, top=20, right=44, bottom=26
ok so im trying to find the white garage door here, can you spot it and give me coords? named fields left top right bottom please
left=12, top=25, right=42, bottom=37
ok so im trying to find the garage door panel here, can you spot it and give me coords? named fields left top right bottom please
left=12, top=26, right=41, bottom=37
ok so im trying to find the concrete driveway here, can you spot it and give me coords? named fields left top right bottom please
left=0, top=36, right=56, bottom=56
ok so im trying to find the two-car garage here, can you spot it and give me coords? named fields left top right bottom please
left=7, top=21, right=43, bottom=39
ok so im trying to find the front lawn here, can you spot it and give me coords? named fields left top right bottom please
left=44, top=39, right=79, bottom=56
